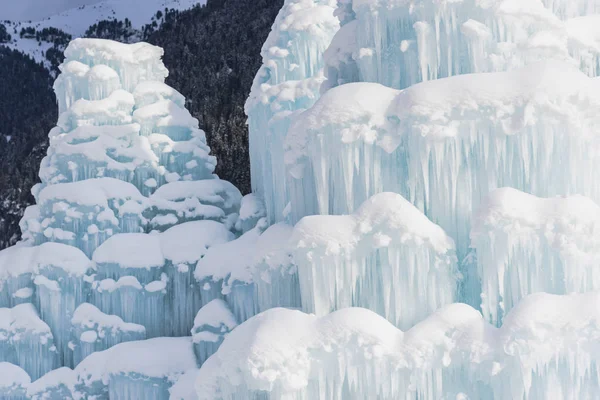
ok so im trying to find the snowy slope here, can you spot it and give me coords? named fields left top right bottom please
left=1, top=0, right=206, bottom=63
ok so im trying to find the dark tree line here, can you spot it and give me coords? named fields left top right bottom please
left=0, top=0, right=283, bottom=249
left=0, top=47, right=56, bottom=248
left=0, top=24, right=11, bottom=43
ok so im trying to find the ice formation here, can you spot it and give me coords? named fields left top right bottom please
left=245, top=0, right=339, bottom=223
left=472, top=187, right=600, bottom=325
left=292, top=192, right=458, bottom=330
left=191, top=299, right=238, bottom=366
left=0, top=37, right=249, bottom=398
left=5, top=0, right=600, bottom=397
left=196, top=292, right=600, bottom=399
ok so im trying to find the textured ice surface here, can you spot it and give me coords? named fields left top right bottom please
left=245, top=0, right=339, bottom=224
left=286, top=60, right=600, bottom=305
left=0, top=304, right=58, bottom=381
left=472, top=187, right=600, bottom=325
left=7, top=0, right=600, bottom=396
left=71, top=303, right=146, bottom=365
left=195, top=220, right=299, bottom=322
left=292, top=192, right=458, bottom=330
left=191, top=299, right=238, bottom=366
left=196, top=292, right=600, bottom=399
left=322, top=0, right=600, bottom=92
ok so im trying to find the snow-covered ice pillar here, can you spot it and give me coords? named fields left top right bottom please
left=471, top=188, right=600, bottom=325
left=245, top=0, right=339, bottom=223
left=0, top=37, right=245, bottom=388
left=286, top=61, right=600, bottom=306
left=291, top=192, right=458, bottom=330
left=92, top=221, right=234, bottom=338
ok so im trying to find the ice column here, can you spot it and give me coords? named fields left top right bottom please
left=245, top=0, right=339, bottom=223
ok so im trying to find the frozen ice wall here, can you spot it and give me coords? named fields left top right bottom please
left=323, top=0, right=600, bottom=92
left=245, top=0, right=339, bottom=224
left=285, top=61, right=600, bottom=305
left=472, top=188, right=600, bottom=325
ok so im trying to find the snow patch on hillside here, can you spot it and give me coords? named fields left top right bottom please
left=1, top=0, right=206, bottom=63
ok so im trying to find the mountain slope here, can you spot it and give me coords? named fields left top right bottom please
left=1, top=0, right=206, bottom=63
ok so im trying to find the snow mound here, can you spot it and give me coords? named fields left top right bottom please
left=0, top=242, right=92, bottom=280
left=195, top=220, right=293, bottom=289
left=93, top=220, right=234, bottom=268
left=72, top=303, right=146, bottom=334
left=75, top=336, right=196, bottom=381
left=169, top=368, right=199, bottom=400
left=192, top=299, right=238, bottom=365
left=0, top=362, right=30, bottom=390
left=27, top=367, right=75, bottom=399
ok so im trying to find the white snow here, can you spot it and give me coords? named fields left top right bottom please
left=75, top=336, right=197, bottom=380
left=93, top=233, right=164, bottom=268
left=93, top=220, right=234, bottom=268
left=27, top=367, right=75, bottom=397
left=169, top=368, right=199, bottom=400
left=72, top=303, right=146, bottom=334
left=0, top=303, right=53, bottom=336
left=0, top=242, right=92, bottom=280
left=192, top=299, right=238, bottom=333
left=0, top=362, right=30, bottom=389
left=195, top=219, right=293, bottom=291
left=37, top=177, right=145, bottom=208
